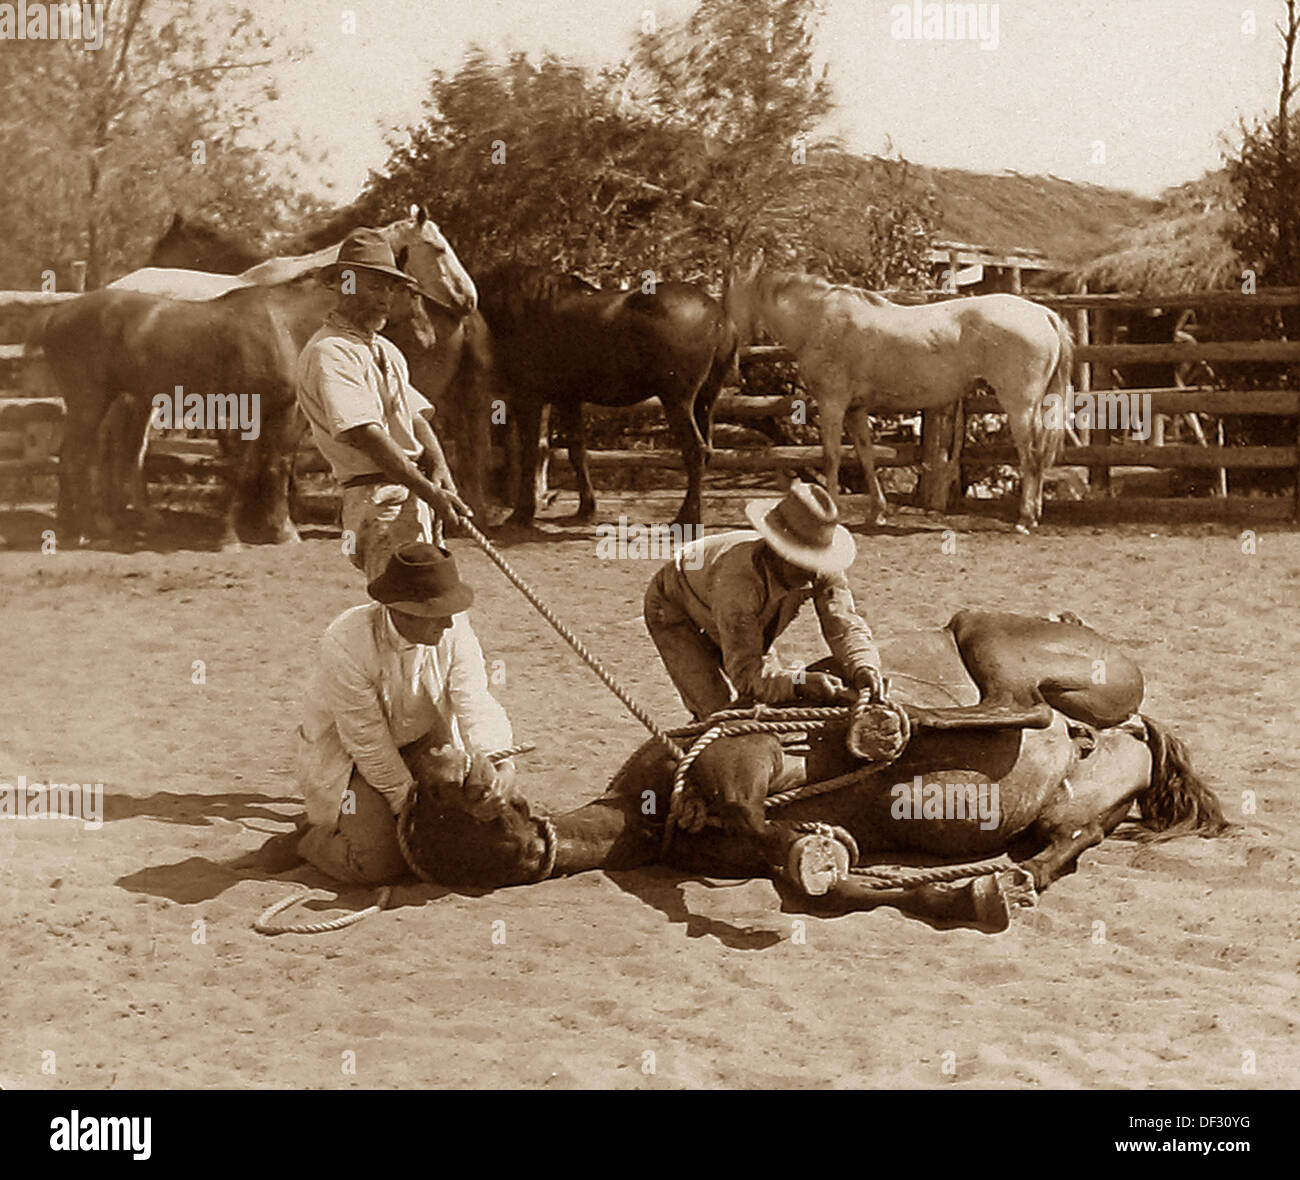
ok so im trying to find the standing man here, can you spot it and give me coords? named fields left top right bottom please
left=643, top=481, right=887, bottom=720
left=297, top=227, right=470, bottom=579
left=293, top=542, right=518, bottom=885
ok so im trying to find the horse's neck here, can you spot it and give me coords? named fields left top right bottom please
left=759, top=280, right=820, bottom=353
left=548, top=797, right=648, bottom=875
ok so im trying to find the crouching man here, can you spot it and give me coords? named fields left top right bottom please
left=294, top=542, right=517, bottom=884
left=643, top=480, right=886, bottom=720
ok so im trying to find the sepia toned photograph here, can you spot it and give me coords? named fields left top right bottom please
left=0, top=0, right=1294, bottom=1139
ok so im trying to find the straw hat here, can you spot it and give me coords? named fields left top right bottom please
left=743, top=481, right=856, bottom=575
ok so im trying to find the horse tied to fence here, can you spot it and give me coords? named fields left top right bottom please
left=724, top=255, right=1074, bottom=532
left=475, top=262, right=739, bottom=527
left=393, top=609, right=1225, bottom=930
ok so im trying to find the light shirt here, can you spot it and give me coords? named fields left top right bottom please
left=295, top=311, right=433, bottom=483
left=296, top=602, right=514, bottom=825
left=661, top=529, right=880, bottom=703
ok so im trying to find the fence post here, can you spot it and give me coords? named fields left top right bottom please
left=1088, top=307, right=1112, bottom=495
left=1073, top=283, right=1090, bottom=446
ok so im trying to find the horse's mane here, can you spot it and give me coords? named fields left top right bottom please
left=479, top=261, right=600, bottom=316
left=767, top=270, right=894, bottom=306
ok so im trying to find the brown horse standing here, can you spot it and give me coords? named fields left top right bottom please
left=476, top=263, right=738, bottom=526
left=37, top=275, right=433, bottom=547
left=141, top=209, right=494, bottom=519
left=398, top=611, right=1225, bottom=930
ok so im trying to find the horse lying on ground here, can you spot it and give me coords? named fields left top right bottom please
left=724, top=255, right=1073, bottom=532
left=397, top=610, right=1225, bottom=930
left=475, top=262, right=738, bottom=527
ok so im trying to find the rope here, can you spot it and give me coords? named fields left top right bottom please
left=254, top=886, right=393, bottom=936
left=848, top=856, right=1018, bottom=886
left=456, top=515, right=685, bottom=760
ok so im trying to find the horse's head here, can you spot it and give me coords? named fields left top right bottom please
left=382, top=205, right=478, bottom=319
left=146, top=212, right=261, bottom=274
left=385, top=245, right=440, bottom=352
left=723, top=250, right=767, bottom=345
left=399, top=744, right=552, bottom=887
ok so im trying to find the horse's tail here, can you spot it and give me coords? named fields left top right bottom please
left=1133, top=714, right=1229, bottom=840
left=1032, top=308, right=1073, bottom=470
left=695, top=312, right=739, bottom=456
left=21, top=305, right=59, bottom=396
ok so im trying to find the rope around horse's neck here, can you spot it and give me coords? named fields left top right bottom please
left=456, top=516, right=685, bottom=760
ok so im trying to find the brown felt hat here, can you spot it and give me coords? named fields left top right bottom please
left=321, top=227, right=420, bottom=289
left=744, top=480, right=856, bottom=575
left=366, top=543, right=474, bottom=617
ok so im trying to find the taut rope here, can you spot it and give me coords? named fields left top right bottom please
left=456, top=516, right=685, bottom=760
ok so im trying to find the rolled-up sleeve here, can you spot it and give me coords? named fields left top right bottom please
left=300, top=341, right=385, bottom=438
left=813, top=572, right=881, bottom=688
left=318, top=632, right=415, bottom=813
left=447, top=617, right=514, bottom=756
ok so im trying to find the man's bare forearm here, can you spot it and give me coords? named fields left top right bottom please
left=337, top=423, right=451, bottom=506
left=412, top=412, right=456, bottom=488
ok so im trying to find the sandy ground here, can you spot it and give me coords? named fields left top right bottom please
left=2, top=489, right=1298, bottom=1090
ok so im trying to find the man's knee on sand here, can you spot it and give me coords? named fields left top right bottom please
left=298, top=775, right=409, bottom=885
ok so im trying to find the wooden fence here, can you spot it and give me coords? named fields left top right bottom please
left=4, top=283, right=1300, bottom=524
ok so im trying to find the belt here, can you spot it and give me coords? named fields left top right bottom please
left=341, top=473, right=392, bottom=489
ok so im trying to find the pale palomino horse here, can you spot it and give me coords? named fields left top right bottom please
left=725, top=258, right=1073, bottom=531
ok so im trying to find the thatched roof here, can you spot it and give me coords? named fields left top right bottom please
left=919, top=166, right=1160, bottom=267
left=1066, top=172, right=1241, bottom=294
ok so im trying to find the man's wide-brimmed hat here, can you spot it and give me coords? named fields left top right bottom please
left=321, top=227, right=420, bottom=289
left=744, top=480, right=856, bottom=575
left=367, top=543, right=474, bottom=617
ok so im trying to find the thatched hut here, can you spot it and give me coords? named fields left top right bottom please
left=1066, top=172, right=1241, bottom=294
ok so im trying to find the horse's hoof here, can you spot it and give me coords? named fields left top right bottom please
left=219, top=539, right=243, bottom=554
left=785, top=833, right=850, bottom=896
left=970, top=868, right=1038, bottom=930
left=1014, top=522, right=1032, bottom=536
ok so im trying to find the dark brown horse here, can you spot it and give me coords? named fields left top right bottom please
left=475, top=263, right=738, bottom=527
left=399, top=610, right=1225, bottom=930
left=147, top=212, right=263, bottom=273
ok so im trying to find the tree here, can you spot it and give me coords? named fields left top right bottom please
left=0, top=0, right=304, bottom=289
left=630, top=0, right=934, bottom=284
left=1225, top=0, right=1300, bottom=305
left=365, top=0, right=934, bottom=289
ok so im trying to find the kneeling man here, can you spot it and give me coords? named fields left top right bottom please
left=644, top=481, right=885, bottom=720
left=295, top=542, right=516, bottom=884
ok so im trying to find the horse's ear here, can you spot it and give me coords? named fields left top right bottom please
left=169, top=212, right=183, bottom=230
left=416, top=204, right=429, bottom=226
left=409, top=203, right=421, bottom=222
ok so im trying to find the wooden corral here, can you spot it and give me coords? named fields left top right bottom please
left=5, top=282, right=1300, bottom=528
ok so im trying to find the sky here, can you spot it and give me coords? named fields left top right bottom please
left=253, top=0, right=1288, bottom=201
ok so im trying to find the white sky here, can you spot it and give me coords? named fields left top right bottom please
left=253, top=0, right=1288, bottom=200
